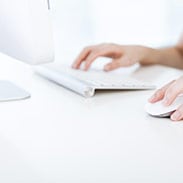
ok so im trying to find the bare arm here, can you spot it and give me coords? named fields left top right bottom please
left=141, top=34, right=183, bottom=69
left=72, top=34, right=183, bottom=71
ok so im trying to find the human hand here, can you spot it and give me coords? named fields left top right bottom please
left=72, top=43, right=153, bottom=71
left=149, top=76, right=183, bottom=121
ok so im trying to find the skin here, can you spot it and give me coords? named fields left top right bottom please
left=72, top=34, right=183, bottom=121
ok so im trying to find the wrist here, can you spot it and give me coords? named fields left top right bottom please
left=140, top=47, right=158, bottom=65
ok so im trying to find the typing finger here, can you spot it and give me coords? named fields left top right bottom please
left=84, top=51, right=103, bottom=71
left=104, top=60, right=121, bottom=71
left=83, top=46, right=120, bottom=71
left=72, top=46, right=93, bottom=69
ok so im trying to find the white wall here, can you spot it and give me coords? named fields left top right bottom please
left=51, top=0, right=183, bottom=63
left=165, top=0, right=183, bottom=42
left=51, top=0, right=94, bottom=62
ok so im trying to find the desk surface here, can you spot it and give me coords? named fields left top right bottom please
left=1, top=53, right=183, bottom=183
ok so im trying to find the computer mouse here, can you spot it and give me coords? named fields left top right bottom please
left=145, top=95, right=183, bottom=117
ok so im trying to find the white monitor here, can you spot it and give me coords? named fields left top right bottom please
left=0, top=0, right=54, bottom=65
left=0, top=0, right=54, bottom=101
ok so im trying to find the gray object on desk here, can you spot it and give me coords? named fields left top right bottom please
left=0, top=81, right=30, bottom=102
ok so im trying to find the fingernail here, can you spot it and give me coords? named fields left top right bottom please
left=171, top=112, right=181, bottom=121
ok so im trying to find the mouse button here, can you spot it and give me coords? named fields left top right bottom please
left=145, top=102, right=164, bottom=115
left=145, top=100, right=176, bottom=116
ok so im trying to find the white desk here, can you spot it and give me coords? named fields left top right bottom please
left=0, top=53, right=183, bottom=183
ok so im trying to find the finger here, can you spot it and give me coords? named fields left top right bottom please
left=84, top=51, right=102, bottom=71
left=163, top=79, right=183, bottom=106
left=72, top=46, right=93, bottom=69
left=104, top=60, right=121, bottom=71
left=104, top=55, right=136, bottom=72
left=148, top=80, right=175, bottom=103
left=84, top=46, right=121, bottom=71
left=171, top=104, right=183, bottom=121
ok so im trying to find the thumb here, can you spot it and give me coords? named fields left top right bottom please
left=104, top=60, right=120, bottom=71
left=104, top=57, right=130, bottom=71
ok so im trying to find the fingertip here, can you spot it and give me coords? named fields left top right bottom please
left=73, top=66, right=79, bottom=70
left=72, top=60, right=80, bottom=69
left=148, top=99, right=158, bottom=103
left=104, top=65, right=110, bottom=72
left=148, top=96, right=154, bottom=103
left=148, top=94, right=159, bottom=103
left=171, top=115, right=177, bottom=121
left=149, top=89, right=166, bottom=103
left=171, top=111, right=181, bottom=121
left=104, top=63, right=114, bottom=71
left=71, top=64, right=76, bottom=69
left=148, top=99, right=153, bottom=103
left=83, top=67, right=89, bottom=71
left=84, top=63, right=91, bottom=71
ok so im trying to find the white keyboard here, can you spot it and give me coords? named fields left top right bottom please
left=35, top=64, right=156, bottom=97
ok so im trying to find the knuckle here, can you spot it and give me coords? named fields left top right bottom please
left=107, top=43, right=114, bottom=46
left=93, top=50, right=101, bottom=56
left=153, top=90, right=163, bottom=98
left=166, top=86, right=176, bottom=95
left=100, top=43, right=114, bottom=48
left=172, top=85, right=183, bottom=95
left=165, top=88, right=179, bottom=101
left=83, top=46, right=92, bottom=52
left=89, top=52, right=98, bottom=60
left=99, top=43, right=107, bottom=46
left=156, top=89, right=164, bottom=95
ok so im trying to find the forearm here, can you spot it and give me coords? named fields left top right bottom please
left=141, top=46, right=183, bottom=69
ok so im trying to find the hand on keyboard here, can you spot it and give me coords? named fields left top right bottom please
left=72, top=43, right=154, bottom=72
left=36, top=64, right=156, bottom=97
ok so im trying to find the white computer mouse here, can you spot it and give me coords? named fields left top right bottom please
left=145, top=95, right=183, bottom=117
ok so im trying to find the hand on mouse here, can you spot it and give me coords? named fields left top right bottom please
left=72, top=43, right=154, bottom=71
left=149, top=76, right=183, bottom=121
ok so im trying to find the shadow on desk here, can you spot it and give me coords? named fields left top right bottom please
left=32, top=65, right=183, bottom=108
